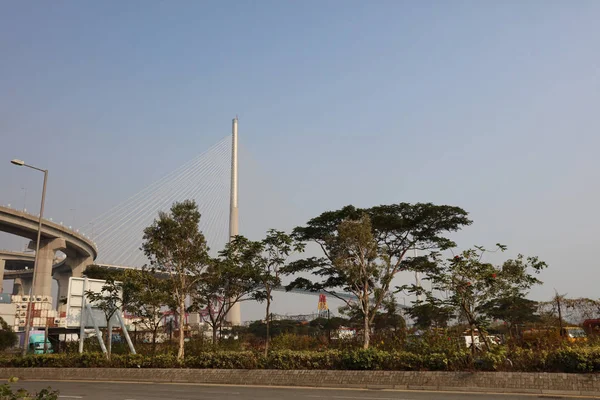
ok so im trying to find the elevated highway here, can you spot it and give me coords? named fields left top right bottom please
left=0, top=206, right=97, bottom=297
left=0, top=250, right=71, bottom=296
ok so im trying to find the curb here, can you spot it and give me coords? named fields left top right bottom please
left=1, top=369, right=599, bottom=398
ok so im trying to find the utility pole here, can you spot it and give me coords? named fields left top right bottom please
left=225, top=117, right=241, bottom=325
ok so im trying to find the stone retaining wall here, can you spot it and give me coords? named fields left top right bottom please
left=1, top=369, right=599, bottom=396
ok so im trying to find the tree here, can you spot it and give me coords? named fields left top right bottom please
left=565, top=298, right=600, bottom=322
left=286, top=203, right=471, bottom=349
left=479, top=295, right=540, bottom=338
left=539, top=294, right=600, bottom=326
left=406, top=301, right=454, bottom=330
left=372, top=295, right=406, bottom=334
left=309, top=316, right=348, bottom=338
left=124, top=268, right=173, bottom=353
left=83, top=265, right=124, bottom=281
left=85, top=278, right=123, bottom=359
left=252, top=230, right=304, bottom=355
left=404, top=246, right=547, bottom=352
left=194, top=236, right=263, bottom=344
left=142, top=200, right=210, bottom=360
left=83, top=266, right=136, bottom=311
left=0, top=318, right=17, bottom=351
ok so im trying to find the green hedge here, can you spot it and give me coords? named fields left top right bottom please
left=1, top=347, right=599, bottom=373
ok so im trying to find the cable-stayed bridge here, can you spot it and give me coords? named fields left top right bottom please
left=1, top=119, right=355, bottom=326
left=89, top=136, right=232, bottom=267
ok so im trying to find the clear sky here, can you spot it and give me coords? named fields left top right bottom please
left=1, top=1, right=600, bottom=319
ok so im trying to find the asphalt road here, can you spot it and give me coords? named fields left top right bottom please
left=9, top=381, right=599, bottom=400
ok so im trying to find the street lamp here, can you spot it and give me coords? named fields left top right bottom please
left=11, top=159, right=48, bottom=356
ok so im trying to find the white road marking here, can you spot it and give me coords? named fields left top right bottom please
left=197, top=391, right=240, bottom=395
left=306, top=396, right=414, bottom=400
left=59, top=396, right=83, bottom=399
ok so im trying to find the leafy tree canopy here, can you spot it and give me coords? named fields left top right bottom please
left=286, top=202, right=471, bottom=348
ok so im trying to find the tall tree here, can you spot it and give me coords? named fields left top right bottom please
left=253, top=230, right=304, bottom=355
left=124, top=268, right=173, bottom=353
left=142, top=200, right=210, bottom=360
left=373, top=295, right=407, bottom=334
left=406, top=301, right=455, bottom=330
left=539, top=294, right=600, bottom=326
left=84, top=265, right=124, bottom=281
left=194, top=236, right=263, bottom=344
left=286, top=203, right=471, bottom=348
left=404, top=246, right=547, bottom=352
left=479, top=295, right=540, bottom=338
left=565, top=298, right=600, bottom=322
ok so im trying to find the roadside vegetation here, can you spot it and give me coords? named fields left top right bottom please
left=0, top=377, right=58, bottom=400
left=8, top=200, right=600, bottom=373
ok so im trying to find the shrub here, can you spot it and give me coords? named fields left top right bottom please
left=546, top=347, right=593, bottom=373
left=0, top=377, right=58, bottom=400
left=381, top=351, right=421, bottom=370
left=184, top=352, right=262, bottom=369
left=267, top=350, right=340, bottom=370
left=270, top=333, right=321, bottom=351
left=507, top=348, right=548, bottom=372
left=404, top=331, right=461, bottom=355
left=339, top=348, right=388, bottom=370
left=423, top=353, right=449, bottom=370
left=0, top=346, right=599, bottom=373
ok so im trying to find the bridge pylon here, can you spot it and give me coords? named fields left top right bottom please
left=225, top=116, right=241, bottom=326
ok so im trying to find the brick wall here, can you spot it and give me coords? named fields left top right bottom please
left=1, top=369, right=599, bottom=396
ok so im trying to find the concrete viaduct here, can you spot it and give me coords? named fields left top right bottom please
left=0, top=206, right=97, bottom=300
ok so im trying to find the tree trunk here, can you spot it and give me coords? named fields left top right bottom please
left=152, top=324, right=159, bottom=356
left=107, top=318, right=113, bottom=360
left=212, top=324, right=218, bottom=345
left=469, top=323, right=476, bottom=356
left=363, top=303, right=370, bottom=349
left=327, top=309, right=331, bottom=344
left=462, top=302, right=490, bottom=352
left=265, top=297, right=271, bottom=357
left=477, top=324, right=491, bottom=351
left=556, top=295, right=563, bottom=333
left=177, top=298, right=185, bottom=360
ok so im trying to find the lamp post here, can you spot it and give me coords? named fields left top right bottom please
left=11, top=159, right=48, bottom=356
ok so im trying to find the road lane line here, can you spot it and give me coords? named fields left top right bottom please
left=59, top=396, right=83, bottom=399
left=195, top=391, right=240, bottom=395
left=306, top=396, right=414, bottom=400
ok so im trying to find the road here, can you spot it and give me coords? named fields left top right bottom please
left=9, top=381, right=598, bottom=400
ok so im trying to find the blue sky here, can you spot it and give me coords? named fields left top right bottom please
left=1, top=1, right=600, bottom=317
